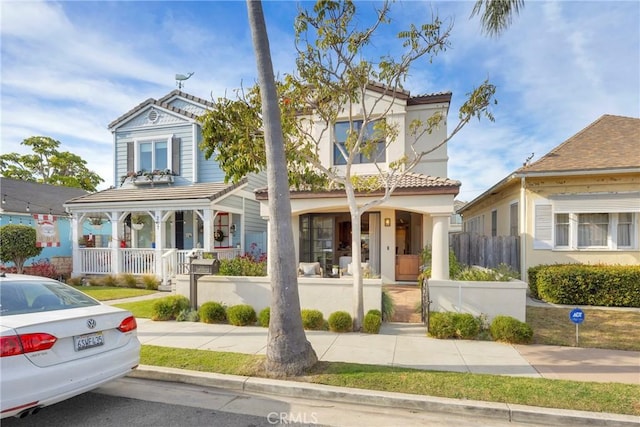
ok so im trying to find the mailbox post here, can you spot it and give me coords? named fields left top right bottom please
left=188, top=256, right=219, bottom=310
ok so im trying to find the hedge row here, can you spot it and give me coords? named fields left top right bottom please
left=151, top=298, right=381, bottom=333
left=528, top=264, right=640, bottom=307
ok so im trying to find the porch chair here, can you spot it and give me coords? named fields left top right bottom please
left=298, top=262, right=323, bottom=277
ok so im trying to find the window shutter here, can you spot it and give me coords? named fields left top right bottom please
left=534, top=204, right=553, bottom=249
left=172, top=137, right=181, bottom=175
left=126, top=142, right=134, bottom=172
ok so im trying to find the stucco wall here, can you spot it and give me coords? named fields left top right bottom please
left=427, top=279, right=527, bottom=322
left=175, top=275, right=382, bottom=319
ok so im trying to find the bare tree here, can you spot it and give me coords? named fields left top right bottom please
left=246, top=0, right=317, bottom=376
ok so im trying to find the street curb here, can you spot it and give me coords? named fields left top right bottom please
left=128, top=366, right=639, bottom=426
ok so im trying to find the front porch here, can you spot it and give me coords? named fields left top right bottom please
left=76, top=247, right=241, bottom=286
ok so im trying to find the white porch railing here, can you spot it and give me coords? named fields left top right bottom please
left=122, top=249, right=156, bottom=275
left=77, top=247, right=243, bottom=280
left=80, top=248, right=112, bottom=274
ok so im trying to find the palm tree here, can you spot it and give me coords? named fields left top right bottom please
left=246, top=0, right=318, bottom=376
left=472, top=0, right=525, bottom=37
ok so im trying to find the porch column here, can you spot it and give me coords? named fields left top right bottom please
left=154, top=210, right=165, bottom=278
left=203, top=209, right=212, bottom=250
left=111, top=211, right=121, bottom=275
left=71, top=214, right=81, bottom=276
left=431, top=214, right=450, bottom=280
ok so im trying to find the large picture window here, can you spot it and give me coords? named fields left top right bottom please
left=333, top=120, right=386, bottom=165
left=578, top=213, right=608, bottom=247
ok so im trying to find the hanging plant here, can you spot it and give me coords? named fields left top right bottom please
left=214, top=229, right=225, bottom=242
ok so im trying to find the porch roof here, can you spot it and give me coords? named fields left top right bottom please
left=254, top=173, right=460, bottom=200
left=64, top=180, right=247, bottom=208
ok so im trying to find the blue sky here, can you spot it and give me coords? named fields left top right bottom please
left=1, top=1, right=638, bottom=201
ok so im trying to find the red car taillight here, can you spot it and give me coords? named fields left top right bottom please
left=117, top=316, right=137, bottom=333
left=0, top=333, right=57, bottom=357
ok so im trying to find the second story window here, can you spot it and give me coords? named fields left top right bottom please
left=138, top=139, right=168, bottom=171
left=333, top=120, right=386, bottom=165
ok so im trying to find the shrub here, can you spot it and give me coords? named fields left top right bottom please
left=141, top=274, right=159, bottom=290
left=101, top=274, right=119, bottom=287
left=381, top=289, right=394, bottom=322
left=24, top=259, right=58, bottom=279
left=490, top=315, right=533, bottom=344
left=428, top=312, right=481, bottom=339
left=198, top=301, right=227, bottom=324
left=328, top=311, right=352, bottom=333
left=218, top=253, right=267, bottom=276
left=176, top=308, right=200, bottom=322
left=226, top=304, right=257, bottom=326
left=118, top=273, right=138, bottom=288
left=88, top=276, right=102, bottom=286
left=151, top=295, right=190, bottom=321
left=301, top=309, right=325, bottom=330
left=66, top=276, right=83, bottom=286
left=258, top=307, right=270, bottom=327
left=363, top=310, right=382, bottom=334
left=535, top=264, right=640, bottom=307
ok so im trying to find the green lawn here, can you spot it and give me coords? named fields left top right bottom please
left=141, top=345, right=640, bottom=416
left=73, top=286, right=158, bottom=301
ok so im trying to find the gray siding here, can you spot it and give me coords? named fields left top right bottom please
left=114, top=124, right=195, bottom=187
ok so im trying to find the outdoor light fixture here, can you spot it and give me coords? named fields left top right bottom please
left=230, top=224, right=236, bottom=234
left=384, top=218, right=391, bottom=227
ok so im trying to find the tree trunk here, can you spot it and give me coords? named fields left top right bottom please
left=246, top=0, right=317, bottom=376
left=350, top=210, right=364, bottom=331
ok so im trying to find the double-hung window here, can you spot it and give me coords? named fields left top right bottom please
left=617, top=213, right=633, bottom=247
left=333, top=120, right=386, bottom=165
left=137, top=138, right=169, bottom=172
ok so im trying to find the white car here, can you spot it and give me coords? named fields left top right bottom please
left=0, top=273, right=140, bottom=419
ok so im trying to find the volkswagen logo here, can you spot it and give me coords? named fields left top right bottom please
left=87, top=319, right=97, bottom=329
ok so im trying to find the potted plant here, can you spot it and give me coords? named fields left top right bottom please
left=131, top=214, right=145, bottom=230
left=89, top=217, right=103, bottom=229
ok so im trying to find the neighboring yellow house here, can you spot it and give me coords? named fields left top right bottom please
left=458, top=115, right=640, bottom=279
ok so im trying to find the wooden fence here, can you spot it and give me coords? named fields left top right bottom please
left=450, top=233, right=520, bottom=272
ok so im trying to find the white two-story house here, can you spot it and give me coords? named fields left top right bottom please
left=64, top=90, right=267, bottom=283
left=255, top=87, right=459, bottom=284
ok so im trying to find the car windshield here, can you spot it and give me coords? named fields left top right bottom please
left=0, top=280, right=100, bottom=315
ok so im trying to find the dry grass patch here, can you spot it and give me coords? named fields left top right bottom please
left=527, top=306, right=640, bottom=351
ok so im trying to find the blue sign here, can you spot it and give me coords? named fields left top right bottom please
left=569, top=308, right=585, bottom=324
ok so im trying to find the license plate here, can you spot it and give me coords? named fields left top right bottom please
left=74, top=332, right=104, bottom=351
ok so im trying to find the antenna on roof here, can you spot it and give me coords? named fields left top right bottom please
left=175, top=72, right=194, bottom=90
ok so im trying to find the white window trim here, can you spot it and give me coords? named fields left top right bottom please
left=550, top=211, right=637, bottom=251
left=134, top=134, right=173, bottom=172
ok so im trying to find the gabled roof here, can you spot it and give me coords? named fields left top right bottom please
left=0, top=177, right=88, bottom=216
left=64, top=180, right=247, bottom=207
left=255, top=173, right=460, bottom=200
left=458, top=114, right=640, bottom=214
left=108, top=90, right=214, bottom=130
left=519, top=115, right=639, bottom=174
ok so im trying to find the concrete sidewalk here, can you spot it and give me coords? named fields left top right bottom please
left=134, top=318, right=640, bottom=385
